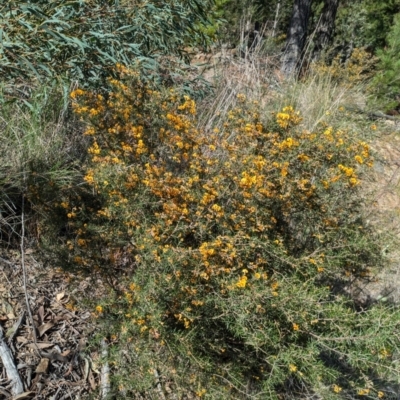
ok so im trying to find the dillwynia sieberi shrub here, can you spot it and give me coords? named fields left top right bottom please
left=40, top=65, right=400, bottom=399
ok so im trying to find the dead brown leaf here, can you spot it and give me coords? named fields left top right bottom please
left=37, top=305, right=45, bottom=324
left=35, top=357, right=49, bottom=374
left=88, top=369, right=97, bottom=390
left=13, top=392, right=35, bottom=399
left=61, top=349, right=71, bottom=357
left=38, top=322, right=54, bottom=337
left=56, top=292, right=65, bottom=302
left=27, top=342, right=54, bottom=349
left=41, top=350, right=69, bottom=363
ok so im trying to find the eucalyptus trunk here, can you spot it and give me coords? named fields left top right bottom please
left=281, top=0, right=313, bottom=77
left=312, top=0, right=340, bottom=60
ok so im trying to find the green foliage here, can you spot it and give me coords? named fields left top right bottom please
left=362, top=0, right=400, bottom=50
left=330, top=0, right=400, bottom=59
left=0, top=0, right=212, bottom=89
left=371, top=13, right=400, bottom=111
left=36, top=69, right=400, bottom=399
left=195, top=0, right=229, bottom=40
left=331, top=1, right=369, bottom=58
left=209, top=0, right=292, bottom=46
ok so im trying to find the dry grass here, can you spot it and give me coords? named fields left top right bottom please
left=196, top=46, right=369, bottom=133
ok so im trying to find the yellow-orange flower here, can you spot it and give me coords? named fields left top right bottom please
left=236, top=276, right=248, bottom=288
left=332, top=384, right=342, bottom=393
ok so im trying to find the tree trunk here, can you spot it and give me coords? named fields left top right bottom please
left=312, top=0, right=340, bottom=61
left=281, top=0, right=313, bottom=77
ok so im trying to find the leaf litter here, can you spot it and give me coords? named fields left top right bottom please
left=0, top=250, right=100, bottom=399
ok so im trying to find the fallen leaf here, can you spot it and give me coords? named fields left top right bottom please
left=61, top=349, right=71, bottom=357
left=1, top=297, right=14, bottom=315
left=7, top=312, right=16, bottom=319
left=41, top=350, right=69, bottom=363
left=80, top=312, right=91, bottom=319
left=5, top=313, right=25, bottom=338
left=27, top=342, right=54, bottom=350
left=38, top=322, right=54, bottom=337
left=37, top=306, right=45, bottom=324
left=0, top=387, right=10, bottom=397
left=17, top=336, right=28, bottom=344
left=79, top=337, right=86, bottom=350
left=13, top=392, right=35, bottom=399
left=83, top=356, right=90, bottom=380
left=35, top=358, right=49, bottom=374
left=88, top=369, right=97, bottom=390
left=165, top=383, right=172, bottom=393
left=6, top=326, right=16, bottom=338
left=56, top=292, right=65, bottom=302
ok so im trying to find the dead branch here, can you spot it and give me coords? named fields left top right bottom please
left=154, top=368, right=166, bottom=400
left=100, top=339, right=111, bottom=399
left=0, top=323, right=24, bottom=396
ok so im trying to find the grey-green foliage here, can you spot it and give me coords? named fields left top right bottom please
left=371, top=13, right=400, bottom=111
left=0, top=0, right=212, bottom=88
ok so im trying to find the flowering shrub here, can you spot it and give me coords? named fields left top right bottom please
left=314, top=48, right=377, bottom=85
left=42, top=67, right=399, bottom=398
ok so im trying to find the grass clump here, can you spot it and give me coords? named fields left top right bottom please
left=36, top=65, right=400, bottom=399
left=0, top=84, right=83, bottom=245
